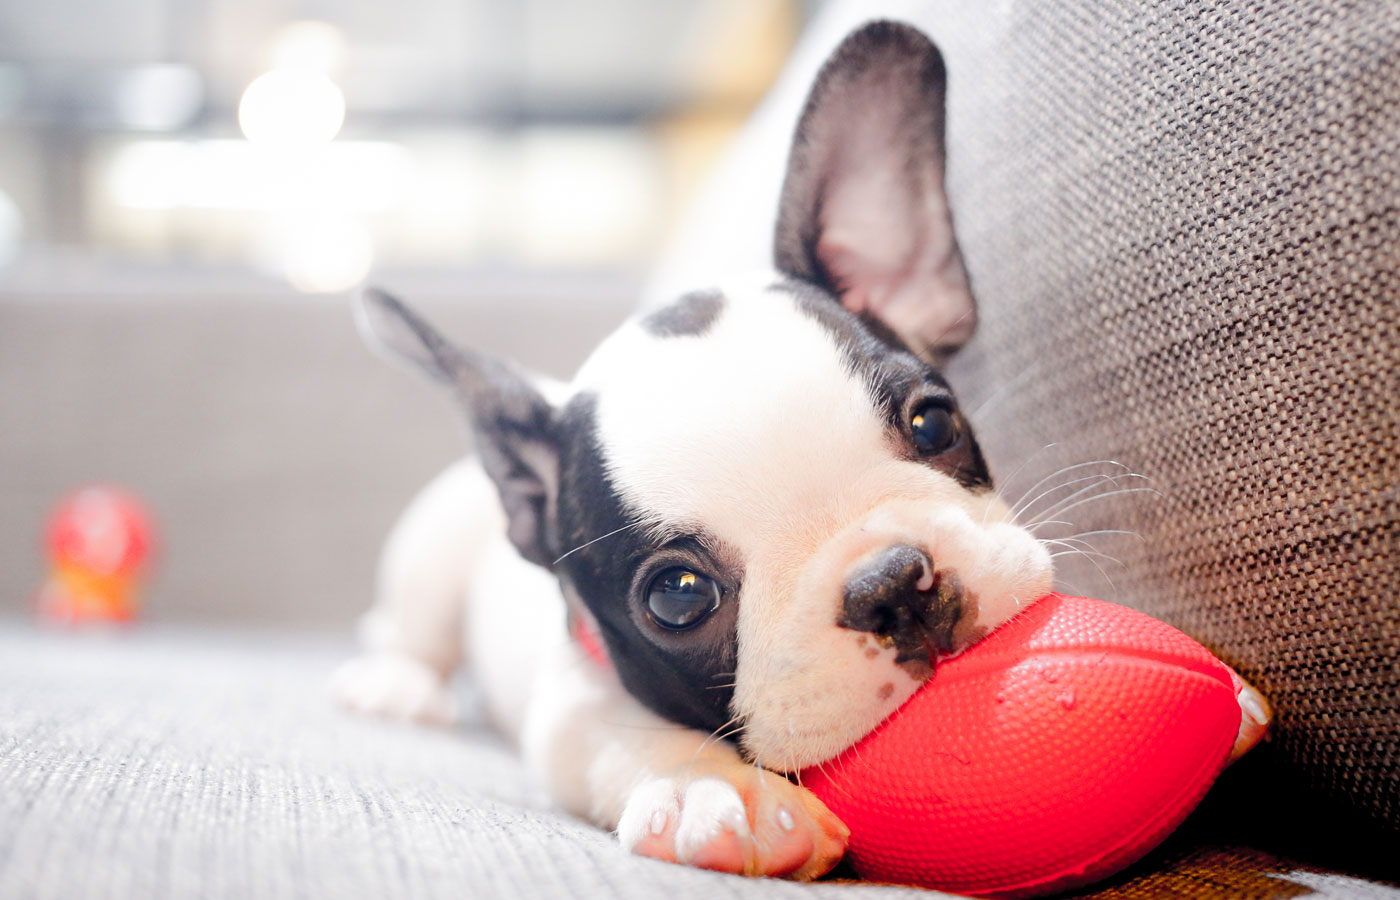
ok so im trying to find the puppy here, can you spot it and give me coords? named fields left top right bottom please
left=333, top=21, right=1270, bottom=880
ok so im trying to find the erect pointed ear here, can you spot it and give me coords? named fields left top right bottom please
left=355, top=288, right=559, bottom=568
left=774, top=21, right=976, bottom=363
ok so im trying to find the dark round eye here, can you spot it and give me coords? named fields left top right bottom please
left=910, top=402, right=959, bottom=454
left=645, top=568, right=722, bottom=630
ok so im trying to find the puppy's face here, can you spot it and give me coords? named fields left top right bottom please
left=554, top=276, right=1053, bottom=770
left=358, top=23, right=1052, bottom=770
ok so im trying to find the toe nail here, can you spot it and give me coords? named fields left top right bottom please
left=1241, top=690, right=1269, bottom=725
left=649, top=810, right=667, bottom=835
left=777, top=807, right=796, bottom=832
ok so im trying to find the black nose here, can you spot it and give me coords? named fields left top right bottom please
left=839, top=544, right=963, bottom=664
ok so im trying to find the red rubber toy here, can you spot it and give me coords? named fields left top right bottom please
left=800, top=593, right=1240, bottom=898
left=36, top=485, right=155, bottom=625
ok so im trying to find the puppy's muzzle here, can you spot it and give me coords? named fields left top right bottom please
left=839, top=544, right=965, bottom=672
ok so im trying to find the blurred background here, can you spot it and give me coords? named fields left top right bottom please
left=0, top=0, right=818, bottom=628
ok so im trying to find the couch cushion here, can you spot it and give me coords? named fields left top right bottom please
left=2, top=623, right=1397, bottom=899
left=934, top=0, right=1400, bottom=842
left=0, top=622, right=946, bottom=899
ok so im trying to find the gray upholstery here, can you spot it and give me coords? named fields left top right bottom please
left=0, top=623, right=947, bottom=900
left=927, top=0, right=1400, bottom=837
left=3, top=622, right=1397, bottom=899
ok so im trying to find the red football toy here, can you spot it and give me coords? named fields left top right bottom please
left=801, top=593, right=1244, bottom=898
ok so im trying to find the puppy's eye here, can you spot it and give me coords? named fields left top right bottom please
left=646, top=568, right=721, bottom=630
left=910, top=402, right=958, bottom=454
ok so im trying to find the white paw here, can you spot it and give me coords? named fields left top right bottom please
left=330, top=653, right=458, bottom=726
left=617, top=761, right=847, bottom=880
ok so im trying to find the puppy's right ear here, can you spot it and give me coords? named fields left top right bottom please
left=355, top=288, right=559, bottom=569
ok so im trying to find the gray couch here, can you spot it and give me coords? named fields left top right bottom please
left=3, top=0, right=1398, bottom=896
left=1, top=619, right=1394, bottom=900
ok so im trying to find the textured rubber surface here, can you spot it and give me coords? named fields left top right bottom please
left=801, top=594, right=1239, bottom=898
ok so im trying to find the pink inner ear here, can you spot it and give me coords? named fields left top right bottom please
left=817, top=231, right=918, bottom=320
left=818, top=232, right=978, bottom=358
left=816, top=236, right=890, bottom=317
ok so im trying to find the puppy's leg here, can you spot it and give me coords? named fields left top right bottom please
left=521, top=641, right=849, bottom=880
left=331, top=457, right=501, bottom=726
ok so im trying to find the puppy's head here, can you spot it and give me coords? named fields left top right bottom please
left=359, top=22, right=1051, bottom=770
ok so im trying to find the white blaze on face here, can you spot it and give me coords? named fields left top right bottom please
left=574, top=278, right=1051, bottom=770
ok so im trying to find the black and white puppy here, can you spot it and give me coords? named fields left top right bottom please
left=333, top=22, right=1265, bottom=880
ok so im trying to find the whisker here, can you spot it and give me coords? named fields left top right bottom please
left=552, top=521, right=642, bottom=565
left=1022, top=474, right=1129, bottom=527
left=811, top=756, right=861, bottom=805
left=1011, top=472, right=1121, bottom=524
left=1038, top=486, right=1162, bottom=525
left=929, top=309, right=974, bottom=349
left=1024, top=518, right=1076, bottom=534
left=1049, top=543, right=1121, bottom=597
left=985, top=443, right=1061, bottom=525
left=751, top=755, right=783, bottom=800
left=1006, top=459, right=1131, bottom=519
left=1067, top=528, right=1144, bottom=543
left=1042, top=534, right=1105, bottom=552
left=693, top=714, right=746, bottom=763
left=1048, top=548, right=1125, bottom=566
left=1078, top=552, right=1119, bottom=596
left=1054, top=576, right=1090, bottom=594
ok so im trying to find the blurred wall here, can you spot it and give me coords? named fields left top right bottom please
left=0, top=277, right=633, bottom=628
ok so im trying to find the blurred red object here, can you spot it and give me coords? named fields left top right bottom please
left=36, top=486, right=156, bottom=625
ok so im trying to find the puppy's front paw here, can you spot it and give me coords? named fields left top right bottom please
left=617, top=761, right=848, bottom=880
left=330, top=653, right=458, bottom=726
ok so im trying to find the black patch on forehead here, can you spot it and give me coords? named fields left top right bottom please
left=552, top=392, right=738, bottom=735
left=771, top=277, right=992, bottom=490
left=640, top=289, right=726, bottom=338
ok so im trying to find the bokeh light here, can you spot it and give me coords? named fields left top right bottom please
left=273, top=214, right=374, bottom=294
left=269, top=21, right=347, bottom=75
left=0, top=189, right=20, bottom=269
left=238, top=69, right=346, bottom=147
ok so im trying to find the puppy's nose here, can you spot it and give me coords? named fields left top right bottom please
left=840, top=544, right=932, bottom=636
left=839, top=544, right=962, bottom=662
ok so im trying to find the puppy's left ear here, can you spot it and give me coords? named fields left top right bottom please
left=774, top=21, right=975, bottom=362
left=355, top=288, right=559, bottom=568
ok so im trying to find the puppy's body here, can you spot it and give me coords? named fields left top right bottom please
left=335, top=271, right=1052, bottom=875
left=334, top=22, right=1270, bottom=880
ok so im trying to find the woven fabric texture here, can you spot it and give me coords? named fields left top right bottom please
left=0, top=625, right=942, bottom=900
left=915, top=0, right=1400, bottom=834
left=2, top=623, right=1395, bottom=900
